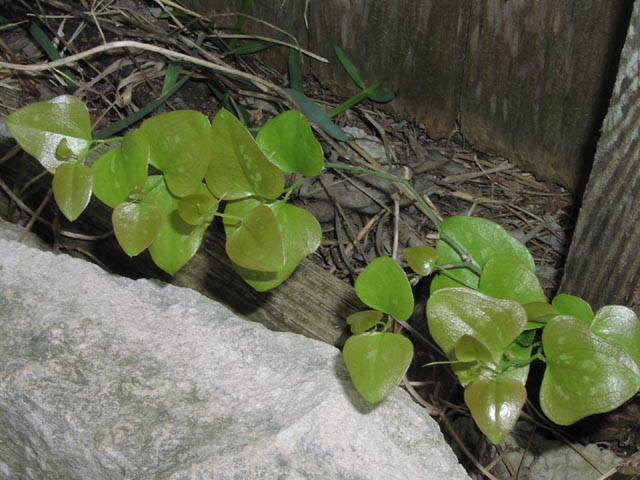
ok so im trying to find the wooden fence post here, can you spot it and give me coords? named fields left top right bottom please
left=560, top=0, right=640, bottom=311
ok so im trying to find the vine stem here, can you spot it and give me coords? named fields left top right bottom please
left=325, top=161, right=441, bottom=229
left=325, top=161, right=482, bottom=272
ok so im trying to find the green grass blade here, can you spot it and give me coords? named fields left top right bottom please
left=288, top=48, right=303, bottom=92
left=328, top=80, right=384, bottom=118
left=29, top=22, right=77, bottom=88
left=285, top=88, right=348, bottom=142
left=95, top=73, right=191, bottom=139
left=155, top=63, right=183, bottom=115
left=230, top=0, right=253, bottom=49
left=334, top=45, right=365, bottom=89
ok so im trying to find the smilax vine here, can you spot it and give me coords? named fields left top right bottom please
left=6, top=95, right=640, bottom=444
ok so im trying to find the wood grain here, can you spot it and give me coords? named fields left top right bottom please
left=560, top=0, right=640, bottom=311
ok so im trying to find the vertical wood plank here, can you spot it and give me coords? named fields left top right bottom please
left=560, top=0, right=640, bottom=311
left=461, top=0, right=630, bottom=189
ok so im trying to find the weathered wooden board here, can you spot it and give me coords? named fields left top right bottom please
left=0, top=154, right=361, bottom=348
left=560, top=0, right=640, bottom=312
left=181, top=0, right=632, bottom=190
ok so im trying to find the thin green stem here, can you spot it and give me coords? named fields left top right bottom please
left=438, top=261, right=482, bottom=277
left=325, top=161, right=441, bottom=229
left=283, top=176, right=305, bottom=202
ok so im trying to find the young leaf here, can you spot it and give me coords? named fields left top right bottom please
left=284, top=88, right=349, bottom=142
left=479, top=254, right=546, bottom=304
left=207, top=108, right=285, bottom=200
left=540, top=315, right=640, bottom=425
left=224, top=199, right=322, bottom=291
left=225, top=204, right=285, bottom=272
left=6, top=95, right=92, bottom=172
left=52, top=162, right=93, bottom=221
left=591, top=305, right=640, bottom=368
left=91, top=129, right=149, bottom=208
left=342, top=331, right=413, bottom=403
left=144, top=176, right=214, bottom=275
left=112, top=201, right=164, bottom=256
left=355, top=257, right=414, bottom=321
left=431, top=216, right=535, bottom=293
left=552, top=293, right=594, bottom=325
left=178, top=194, right=219, bottom=226
left=138, top=110, right=213, bottom=197
left=426, top=288, right=527, bottom=361
left=256, top=110, right=324, bottom=177
left=464, top=378, right=527, bottom=444
left=347, top=310, right=384, bottom=334
left=404, top=245, right=438, bottom=276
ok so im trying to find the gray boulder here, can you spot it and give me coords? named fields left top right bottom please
left=0, top=236, right=469, bottom=480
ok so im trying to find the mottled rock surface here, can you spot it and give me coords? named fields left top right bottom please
left=0, top=236, right=469, bottom=480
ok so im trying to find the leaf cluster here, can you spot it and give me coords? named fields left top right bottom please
left=6, top=95, right=324, bottom=288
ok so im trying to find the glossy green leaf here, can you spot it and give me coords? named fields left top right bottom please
left=464, top=378, right=527, bottom=444
left=138, top=110, right=212, bottom=197
left=591, top=305, right=640, bottom=368
left=404, top=245, right=438, bottom=277
left=145, top=176, right=215, bottom=275
left=479, top=254, right=546, bottom=304
left=431, top=216, right=534, bottom=293
left=91, top=129, right=149, bottom=208
left=52, top=162, right=93, bottom=221
left=355, top=257, right=414, bottom=321
left=6, top=95, right=92, bottom=172
left=426, top=288, right=527, bottom=361
left=540, top=315, right=640, bottom=425
left=552, top=293, right=594, bottom=325
left=284, top=88, right=349, bottom=142
left=256, top=110, right=324, bottom=177
left=455, top=335, right=493, bottom=363
left=347, top=310, right=384, bottom=334
left=55, top=138, right=74, bottom=160
left=343, top=332, right=414, bottom=403
left=178, top=194, right=219, bottom=226
left=225, top=204, right=284, bottom=272
left=112, top=201, right=164, bottom=256
left=207, top=108, right=284, bottom=200
left=224, top=199, right=322, bottom=291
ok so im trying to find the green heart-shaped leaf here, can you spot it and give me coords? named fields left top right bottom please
left=112, top=201, right=164, bottom=256
left=178, top=194, right=219, bottom=226
left=591, top=305, right=640, bottom=368
left=144, top=176, right=214, bottom=275
left=355, top=257, right=414, bottom=321
left=138, top=110, right=213, bottom=197
left=426, top=288, right=527, bottom=361
left=404, top=245, right=438, bottom=277
left=52, top=162, right=93, bottom=221
left=552, top=293, right=594, bottom=325
left=479, top=254, right=546, bottom=304
left=225, top=204, right=284, bottom=272
left=91, top=129, right=149, bottom=208
left=431, top=216, right=535, bottom=293
left=206, top=108, right=284, bottom=200
left=540, top=315, right=640, bottom=425
left=6, top=95, right=92, bottom=172
left=342, top=332, right=413, bottom=403
left=256, top=110, right=324, bottom=177
left=347, top=310, right=384, bottom=334
left=464, top=378, right=527, bottom=444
